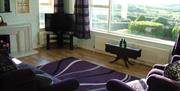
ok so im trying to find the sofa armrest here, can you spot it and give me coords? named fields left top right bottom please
left=43, top=78, right=79, bottom=91
left=147, top=68, right=164, bottom=78
left=152, top=64, right=166, bottom=70
left=170, top=55, right=180, bottom=63
left=147, top=74, right=178, bottom=91
left=0, top=69, right=37, bottom=91
left=106, top=79, right=136, bottom=91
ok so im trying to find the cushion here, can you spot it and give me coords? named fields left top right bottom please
left=164, top=61, right=180, bottom=81
left=0, top=54, right=17, bottom=74
left=127, top=79, right=147, bottom=91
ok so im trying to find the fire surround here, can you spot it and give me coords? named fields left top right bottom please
left=0, top=24, right=37, bottom=57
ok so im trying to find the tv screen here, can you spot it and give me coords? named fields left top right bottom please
left=45, top=13, right=75, bottom=32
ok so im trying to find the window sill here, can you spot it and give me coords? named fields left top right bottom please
left=91, top=29, right=175, bottom=47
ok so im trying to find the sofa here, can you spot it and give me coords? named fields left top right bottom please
left=0, top=53, right=79, bottom=91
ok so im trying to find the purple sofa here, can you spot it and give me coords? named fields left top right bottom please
left=0, top=56, right=79, bottom=91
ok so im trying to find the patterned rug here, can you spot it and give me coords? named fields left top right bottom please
left=37, top=57, right=138, bottom=91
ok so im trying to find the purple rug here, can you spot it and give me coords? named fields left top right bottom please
left=38, top=57, right=138, bottom=91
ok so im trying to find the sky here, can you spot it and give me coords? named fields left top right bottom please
left=92, top=0, right=180, bottom=6
left=127, top=0, right=180, bottom=6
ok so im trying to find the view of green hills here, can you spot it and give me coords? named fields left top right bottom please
left=92, top=3, right=180, bottom=41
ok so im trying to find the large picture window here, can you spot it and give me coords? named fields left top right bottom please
left=39, top=0, right=54, bottom=28
left=90, top=0, right=180, bottom=41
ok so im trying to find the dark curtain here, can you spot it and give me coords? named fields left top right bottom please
left=74, top=0, right=91, bottom=39
left=172, top=31, right=180, bottom=55
left=54, top=0, right=64, bottom=13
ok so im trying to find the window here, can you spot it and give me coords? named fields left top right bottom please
left=91, top=0, right=109, bottom=31
left=90, top=0, right=180, bottom=41
left=39, top=0, right=54, bottom=28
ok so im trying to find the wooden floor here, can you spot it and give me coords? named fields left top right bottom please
left=19, top=47, right=152, bottom=78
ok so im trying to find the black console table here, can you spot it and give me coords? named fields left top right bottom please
left=105, top=43, right=141, bottom=67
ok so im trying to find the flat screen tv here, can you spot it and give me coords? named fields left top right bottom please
left=45, top=13, right=75, bottom=32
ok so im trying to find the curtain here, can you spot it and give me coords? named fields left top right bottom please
left=54, top=0, right=64, bottom=13
left=74, top=0, right=91, bottom=39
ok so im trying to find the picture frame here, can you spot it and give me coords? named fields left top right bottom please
left=16, top=0, right=29, bottom=14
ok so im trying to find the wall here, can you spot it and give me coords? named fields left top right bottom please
left=0, top=0, right=39, bottom=48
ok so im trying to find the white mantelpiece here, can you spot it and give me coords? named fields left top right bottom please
left=0, top=24, right=38, bottom=58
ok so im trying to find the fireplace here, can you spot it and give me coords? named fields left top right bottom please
left=0, top=35, right=10, bottom=53
left=0, top=24, right=38, bottom=57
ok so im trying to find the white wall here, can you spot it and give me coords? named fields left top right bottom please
left=0, top=0, right=39, bottom=48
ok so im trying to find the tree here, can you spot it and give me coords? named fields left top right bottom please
left=152, top=17, right=169, bottom=25
left=135, top=15, right=146, bottom=21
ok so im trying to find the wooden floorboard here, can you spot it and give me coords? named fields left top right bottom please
left=19, top=47, right=152, bottom=78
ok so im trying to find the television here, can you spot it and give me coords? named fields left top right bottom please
left=45, top=13, right=75, bottom=32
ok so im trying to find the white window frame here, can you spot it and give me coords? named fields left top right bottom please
left=90, top=0, right=127, bottom=32
left=39, top=0, right=52, bottom=5
left=90, top=0, right=110, bottom=32
left=39, top=0, right=54, bottom=28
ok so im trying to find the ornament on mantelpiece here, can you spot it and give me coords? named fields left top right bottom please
left=0, top=16, right=7, bottom=26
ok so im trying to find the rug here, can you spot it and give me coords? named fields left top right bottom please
left=37, top=57, right=138, bottom=91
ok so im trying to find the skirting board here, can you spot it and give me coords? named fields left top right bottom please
left=10, top=50, right=38, bottom=58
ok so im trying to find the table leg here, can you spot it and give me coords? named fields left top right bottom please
left=123, top=57, right=129, bottom=68
left=46, top=33, right=50, bottom=49
left=127, top=60, right=134, bottom=65
left=56, top=32, right=63, bottom=48
left=110, top=56, right=119, bottom=63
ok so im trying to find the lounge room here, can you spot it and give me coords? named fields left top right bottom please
left=0, top=0, right=180, bottom=91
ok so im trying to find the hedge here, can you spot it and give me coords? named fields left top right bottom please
left=128, top=21, right=164, bottom=36
left=129, top=21, right=163, bottom=31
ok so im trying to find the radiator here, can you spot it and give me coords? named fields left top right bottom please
left=94, top=36, right=171, bottom=65
left=38, top=31, right=56, bottom=47
left=38, top=31, right=46, bottom=47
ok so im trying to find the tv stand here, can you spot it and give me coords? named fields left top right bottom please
left=46, top=31, right=74, bottom=50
